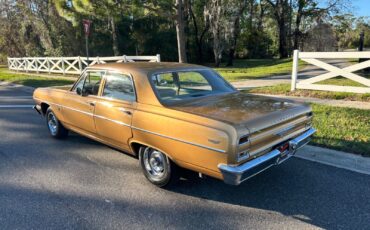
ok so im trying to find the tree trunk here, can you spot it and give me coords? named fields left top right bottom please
left=226, top=17, right=240, bottom=66
left=226, top=48, right=235, bottom=66
left=258, top=0, right=265, bottom=31
left=278, top=20, right=288, bottom=58
left=213, top=33, right=222, bottom=67
left=214, top=50, right=221, bottom=67
left=293, top=5, right=303, bottom=50
left=175, top=0, right=187, bottom=63
left=110, top=17, right=119, bottom=56
left=266, top=0, right=289, bottom=58
left=226, top=0, right=248, bottom=66
left=213, top=27, right=222, bottom=67
left=189, top=4, right=207, bottom=64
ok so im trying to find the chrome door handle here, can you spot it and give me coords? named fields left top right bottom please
left=87, top=101, right=96, bottom=106
left=118, top=108, right=132, bottom=115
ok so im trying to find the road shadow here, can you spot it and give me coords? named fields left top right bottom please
left=170, top=157, right=370, bottom=229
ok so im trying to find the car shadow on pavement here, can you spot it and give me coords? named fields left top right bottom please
left=170, top=158, right=370, bottom=229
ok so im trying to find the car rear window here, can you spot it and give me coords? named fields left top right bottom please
left=150, top=69, right=235, bottom=102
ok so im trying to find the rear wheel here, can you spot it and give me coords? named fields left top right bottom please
left=139, top=146, right=179, bottom=187
left=46, top=108, right=68, bottom=139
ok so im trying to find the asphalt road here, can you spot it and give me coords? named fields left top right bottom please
left=0, top=84, right=370, bottom=230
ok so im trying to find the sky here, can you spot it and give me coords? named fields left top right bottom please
left=352, top=0, right=370, bottom=17
left=317, top=0, right=370, bottom=18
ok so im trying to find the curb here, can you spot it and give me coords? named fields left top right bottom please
left=295, top=145, right=370, bottom=176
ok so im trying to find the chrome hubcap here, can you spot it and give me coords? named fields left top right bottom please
left=47, top=112, right=58, bottom=135
left=143, top=148, right=166, bottom=180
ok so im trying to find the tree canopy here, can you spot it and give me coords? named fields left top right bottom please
left=0, top=0, right=367, bottom=65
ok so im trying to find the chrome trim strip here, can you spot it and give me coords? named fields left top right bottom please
left=34, top=97, right=224, bottom=153
left=221, top=149, right=281, bottom=182
left=34, top=98, right=93, bottom=116
left=94, top=114, right=131, bottom=127
left=64, top=104, right=94, bottom=116
left=248, top=126, right=310, bottom=156
left=219, top=128, right=316, bottom=185
left=249, top=115, right=310, bottom=142
left=132, top=126, right=226, bottom=153
left=289, top=127, right=316, bottom=151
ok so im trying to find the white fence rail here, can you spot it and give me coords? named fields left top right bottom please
left=291, top=50, right=370, bottom=93
left=7, top=55, right=161, bottom=75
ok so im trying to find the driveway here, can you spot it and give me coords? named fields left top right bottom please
left=0, top=84, right=369, bottom=229
left=232, top=59, right=352, bottom=89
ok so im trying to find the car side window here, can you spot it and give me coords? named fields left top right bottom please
left=102, top=72, right=135, bottom=102
left=73, top=73, right=87, bottom=92
left=74, top=71, right=104, bottom=96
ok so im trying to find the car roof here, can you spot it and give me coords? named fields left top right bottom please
left=85, top=62, right=214, bottom=106
left=88, top=62, right=209, bottom=75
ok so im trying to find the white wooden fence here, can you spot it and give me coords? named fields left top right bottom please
left=7, top=55, right=161, bottom=75
left=291, top=50, right=370, bottom=93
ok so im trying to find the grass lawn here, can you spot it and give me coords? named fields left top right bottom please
left=318, top=76, right=368, bottom=87
left=310, top=103, right=370, bottom=156
left=0, top=67, right=74, bottom=88
left=247, top=83, right=370, bottom=102
left=214, top=58, right=305, bottom=81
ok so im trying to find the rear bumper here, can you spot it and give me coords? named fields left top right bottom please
left=218, top=128, right=316, bottom=185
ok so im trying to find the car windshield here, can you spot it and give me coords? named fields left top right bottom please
left=150, top=69, right=236, bottom=103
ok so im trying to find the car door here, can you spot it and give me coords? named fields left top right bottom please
left=94, top=71, right=136, bottom=150
left=62, top=70, right=105, bottom=135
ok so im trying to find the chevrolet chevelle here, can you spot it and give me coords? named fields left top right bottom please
left=33, top=62, right=316, bottom=187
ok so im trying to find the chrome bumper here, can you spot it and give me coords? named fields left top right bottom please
left=218, top=128, right=316, bottom=185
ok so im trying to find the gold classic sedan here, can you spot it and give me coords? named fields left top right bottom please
left=33, top=62, right=315, bottom=187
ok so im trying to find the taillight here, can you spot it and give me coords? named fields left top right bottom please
left=239, top=135, right=249, bottom=145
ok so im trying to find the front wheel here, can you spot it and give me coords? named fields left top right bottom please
left=46, top=108, right=69, bottom=139
left=139, top=146, right=179, bottom=187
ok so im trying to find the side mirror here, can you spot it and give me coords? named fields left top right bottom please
left=76, top=87, right=82, bottom=95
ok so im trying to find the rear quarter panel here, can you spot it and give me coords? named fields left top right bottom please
left=131, top=103, right=238, bottom=179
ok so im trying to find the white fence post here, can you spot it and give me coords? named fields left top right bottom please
left=61, top=57, right=65, bottom=75
left=24, top=58, right=28, bottom=72
left=78, top=56, right=82, bottom=74
left=291, top=50, right=299, bottom=91
left=47, top=57, right=51, bottom=74
left=35, top=58, right=39, bottom=73
left=156, top=54, right=161, bottom=62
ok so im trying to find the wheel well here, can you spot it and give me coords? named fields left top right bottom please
left=130, top=142, right=176, bottom=162
left=40, top=103, right=49, bottom=115
left=130, top=142, right=144, bottom=158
